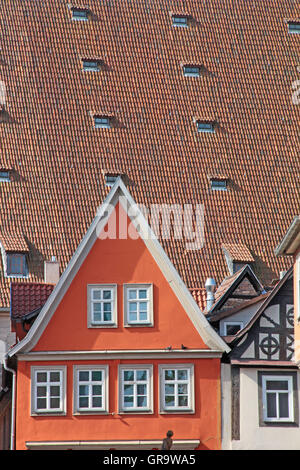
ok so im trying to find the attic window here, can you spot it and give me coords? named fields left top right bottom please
left=94, top=116, right=111, bottom=129
left=183, top=65, right=200, bottom=77
left=6, top=253, right=28, bottom=277
left=71, top=7, right=89, bottom=21
left=211, top=179, right=227, bottom=191
left=105, top=174, right=118, bottom=187
left=82, top=59, right=100, bottom=72
left=288, top=21, right=300, bottom=33
left=197, top=121, right=215, bottom=133
left=0, top=171, right=10, bottom=182
left=172, top=15, right=188, bottom=27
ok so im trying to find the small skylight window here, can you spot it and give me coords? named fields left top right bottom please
left=0, top=171, right=10, bottom=182
left=6, top=253, right=28, bottom=277
left=82, top=59, right=100, bottom=72
left=105, top=174, right=118, bottom=187
left=288, top=21, right=300, bottom=34
left=183, top=65, right=200, bottom=77
left=172, top=15, right=188, bottom=27
left=72, top=7, right=89, bottom=21
left=211, top=179, right=227, bottom=191
left=94, top=116, right=111, bottom=129
left=197, top=121, right=215, bottom=133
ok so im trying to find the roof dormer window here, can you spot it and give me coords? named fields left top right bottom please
left=7, top=253, right=28, bottom=277
left=288, top=21, right=300, bottom=34
left=105, top=173, right=118, bottom=187
left=172, top=15, right=188, bottom=27
left=183, top=65, right=200, bottom=77
left=211, top=179, right=227, bottom=191
left=82, top=59, right=101, bottom=72
left=94, top=115, right=111, bottom=129
left=197, top=120, right=215, bottom=133
left=71, top=7, right=89, bottom=21
left=0, top=170, right=10, bottom=182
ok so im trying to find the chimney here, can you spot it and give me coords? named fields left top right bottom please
left=44, top=256, right=60, bottom=284
left=205, top=278, right=216, bottom=312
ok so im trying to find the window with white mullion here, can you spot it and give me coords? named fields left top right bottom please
left=77, top=369, right=104, bottom=411
left=163, top=368, right=190, bottom=409
left=127, top=288, right=149, bottom=324
left=122, top=369, right=149, bottom=410
left=35, top=370, right=63, bottom=412
left=91, top=287, right=113, bottom=324
left=262, top=376, right=293, bottom=422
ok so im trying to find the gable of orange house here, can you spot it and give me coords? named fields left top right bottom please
left=33, top=202, right=208, bottom=352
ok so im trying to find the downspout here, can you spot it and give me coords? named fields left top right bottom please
left=3, top=354, right=16, bottom=450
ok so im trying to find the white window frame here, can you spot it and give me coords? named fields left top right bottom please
left=118, top=364, right=153, bottom=413
left=123, top=284, right=153, bottom=327
left=262, top=375, right=294, bottom=423
left=159, top=364, right=195, bottom=414
left=73, top=365, right=109, bottom=414
left=223, top=321, right=244, bottom=336
left=31, top=366, right=66, bottom=416
left=87, top=284, right=117, bottom=328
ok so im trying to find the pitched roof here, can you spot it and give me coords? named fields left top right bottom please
left=190, top=288, right=206, bottom=311
left=10, top=282, right=54, bottom=320
left=0, top=231, right=29, bottom=253
left=7, top=179, right=230, bottom=357
left=0, top=0, right=299, bottom=307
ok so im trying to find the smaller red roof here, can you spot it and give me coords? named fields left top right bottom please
left=11, top=282, right=54, bottom=319
left=0, top=231, right=28, bottom=253
left=222, top=243, right=254, bottom=263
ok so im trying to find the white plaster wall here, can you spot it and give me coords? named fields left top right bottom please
left=221, top=363, right=232, bottom=449
left=219, top=301, right=265, bottom=336
left=0, top=312, right=16, bottom=365
left=232, top=368, right=300, bottom=450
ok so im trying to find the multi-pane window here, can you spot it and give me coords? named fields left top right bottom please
left=32, top=367, right=65, bottom=414
left=75, top=367, right=107, bottom=413
left=197, top=121, right=215, bottom=133
left=262, top=376, right=293, bottom=422
left=183, top=66, right=200, bottom=77
left=88, top=285, right=117, bottom=327
left=82, top=60, right=100, bottom=72
left=94, top=116, right=111, bottom=128
left=72, top=8, right=89, bottom=21
left=0, top=171, right=10, bottom=182
left=172, top=15, right=188, bottom=27
left=160, top=365, right=194, bottom=412
left=124, top=284, right=153, bottom=326
left=211, top=179, right=227, bottom=191
left=119, top=366, right=152, bottom=412
left=6, top=253, right=27, bottom=276
left=288, top=22, right=300, bottom=34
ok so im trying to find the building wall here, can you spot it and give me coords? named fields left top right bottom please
left=219, top=301, right=265, bottom=336
left=0, top=311, right=16, bottom=364
left=16, top=357, right=221, bottom=450
left=294, top=250, right=300, bottom=362
left=231, top=367, right=300, bottom=450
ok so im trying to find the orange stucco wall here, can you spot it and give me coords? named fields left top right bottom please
left=15, top=203, right=222, bottom=449
left=16, top=358, right=221, bottom=450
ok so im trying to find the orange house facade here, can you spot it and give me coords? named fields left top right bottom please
left=7, top=179, right=229, bottom=450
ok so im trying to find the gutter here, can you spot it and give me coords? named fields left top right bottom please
left=3, top=355, right=16, bottom=450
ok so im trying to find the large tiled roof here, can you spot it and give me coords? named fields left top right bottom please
left=0, top=0, right=299, bottom=307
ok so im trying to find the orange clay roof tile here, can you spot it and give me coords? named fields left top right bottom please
left=0, top=0, right=297, bottom=307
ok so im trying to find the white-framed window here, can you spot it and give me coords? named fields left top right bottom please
left=87, top=284, right=117, bottom=327
left=262, top=375, right=294, bottom=422
left=159, top=364, right=194, bottom=413
left=31, top=366, right=66, bottom=415
left=119, top=365, right=153, bottom=413
left=223, top=321, right=243, bottom=336
left=123, top=284, right=153, bottom=326
left=172, top=15, right=188, bottom=27
left=73, top=365, right=108, bottom=414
